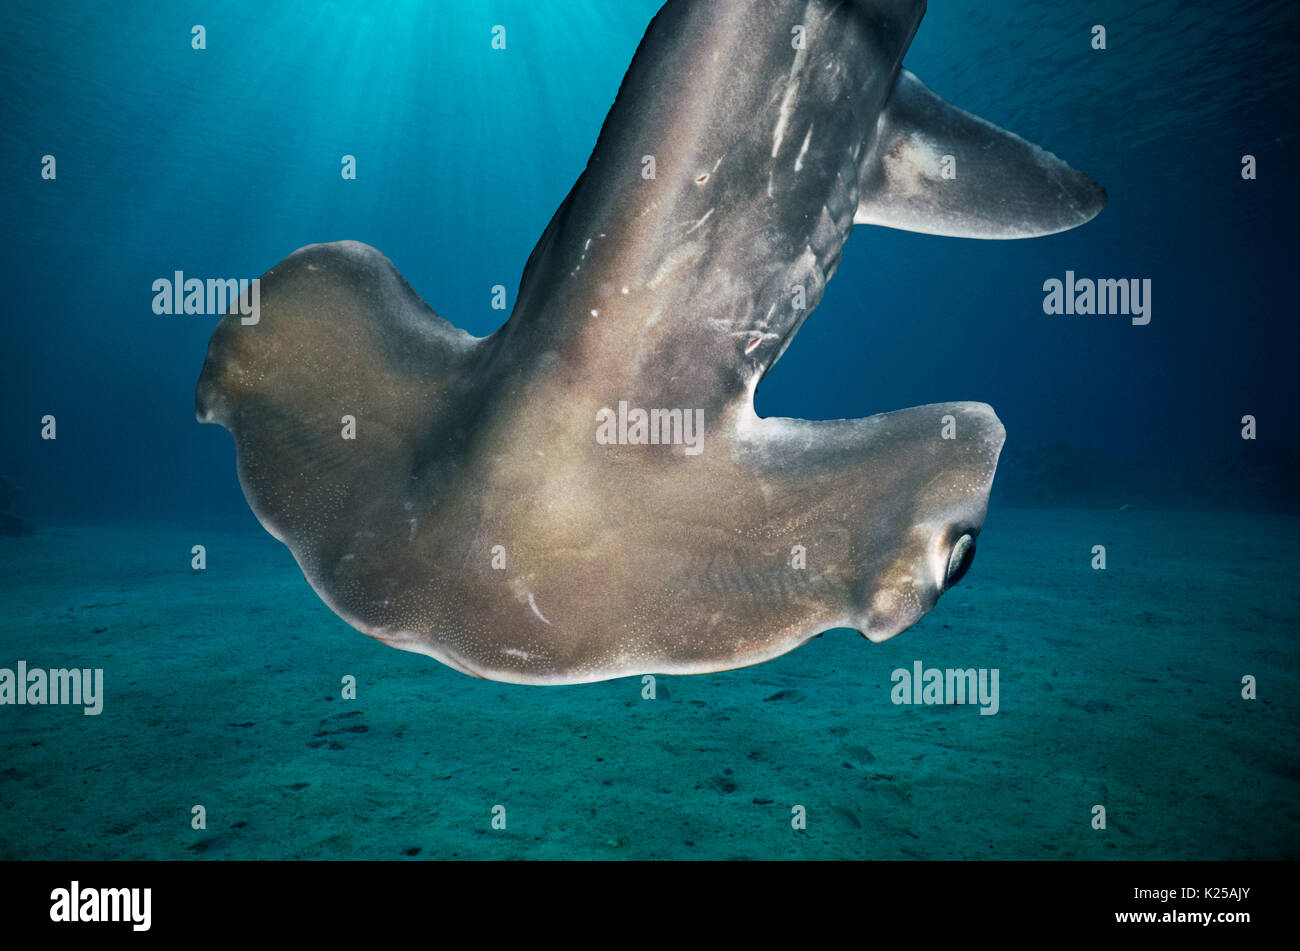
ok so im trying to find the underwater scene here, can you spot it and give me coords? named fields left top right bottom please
left=1, top=0, right=1297, bottom=862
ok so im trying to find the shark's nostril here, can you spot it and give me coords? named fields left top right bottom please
left=945, top=534, right=976, bottom=589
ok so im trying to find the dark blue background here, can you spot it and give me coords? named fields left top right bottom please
left=2, top=0, right=1296, bottom=525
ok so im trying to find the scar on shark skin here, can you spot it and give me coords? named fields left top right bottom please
left=196, top=0, right=1105, bottom=686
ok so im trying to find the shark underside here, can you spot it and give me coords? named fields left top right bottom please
left=196, top=0, right=1105, bottom=685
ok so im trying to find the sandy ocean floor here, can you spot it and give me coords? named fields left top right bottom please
left=1, top=506, right=1296, bottom=860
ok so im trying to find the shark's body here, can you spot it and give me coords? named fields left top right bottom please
left=197, top=0, right=1104, bottom=684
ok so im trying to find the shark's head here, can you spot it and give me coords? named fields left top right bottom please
left=849, top=400, right=1004, bottom=643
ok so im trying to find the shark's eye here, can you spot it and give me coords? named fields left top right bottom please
left=944, top=533, right=976, bottom=589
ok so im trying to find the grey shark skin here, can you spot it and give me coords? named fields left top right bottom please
left=197, top=0, right=1104, bottom=685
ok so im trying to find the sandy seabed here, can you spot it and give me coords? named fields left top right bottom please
left=1, top=507, right=1296, bottom=860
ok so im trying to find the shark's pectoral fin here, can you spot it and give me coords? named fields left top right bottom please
left=855, top=70, right=1107, bottom=239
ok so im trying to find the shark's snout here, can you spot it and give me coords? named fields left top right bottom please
left=862, top=523, right=977, bottom=643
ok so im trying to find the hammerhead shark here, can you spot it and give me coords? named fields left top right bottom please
left=197, top=0, right=1105, bottom=684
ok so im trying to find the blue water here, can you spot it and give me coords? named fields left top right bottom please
left=1, top=0, right=1297, bottom=860
left=3, top=0, right=1297, bottom=522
